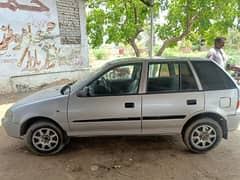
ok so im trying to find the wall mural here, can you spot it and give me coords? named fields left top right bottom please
left=0, top=0, right=86, bottom=77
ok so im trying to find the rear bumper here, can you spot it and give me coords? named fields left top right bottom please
left=226, top=114, right=240, bottom=131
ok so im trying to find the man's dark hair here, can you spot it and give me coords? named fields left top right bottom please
left=215, top=37, right=226, bottom=44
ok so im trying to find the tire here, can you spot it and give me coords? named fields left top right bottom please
left=183, top=118, right=223, bottom=153
left=24, top=121, right=68, bottom=155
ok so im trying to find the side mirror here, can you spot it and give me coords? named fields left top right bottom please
left=76, top=87, right=89, bottom=97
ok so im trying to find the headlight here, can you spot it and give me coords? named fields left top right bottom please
left=5, top=109, right=13, bottom=121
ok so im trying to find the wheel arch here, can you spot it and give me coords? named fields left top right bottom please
left=20, top=116, right=66, bottom=137
left=181, top=112, right=228, bottom=139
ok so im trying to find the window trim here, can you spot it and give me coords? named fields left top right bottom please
left=84, top=63, right=143, bottom=97
left=188, top=61, right=203, bottom=90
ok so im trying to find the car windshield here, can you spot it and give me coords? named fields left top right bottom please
left=61, top=76, right=89, bottom=95
left=61, top=65, right=106, bottom=94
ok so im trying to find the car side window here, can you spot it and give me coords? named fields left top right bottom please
left=180, top=63, right=198, bottom=90
left=104, top=66, right=133, bottom=80
left=149, top=63, right=170, bottom=78
left=192, top=61, right=236, bottom=90
left=147, top=62, right=198, bottom=93
left=88, top=64, right=142, bottom=96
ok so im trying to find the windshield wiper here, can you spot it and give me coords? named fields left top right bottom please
left=60, top=81, right=76, bottom=95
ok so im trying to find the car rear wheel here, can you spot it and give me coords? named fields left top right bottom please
left=183, top=118, right=223, bottom=153
left=24, top=121, right=68, bottom=155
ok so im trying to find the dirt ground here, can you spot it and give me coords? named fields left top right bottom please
left=1, top=89, right=240, bottom=180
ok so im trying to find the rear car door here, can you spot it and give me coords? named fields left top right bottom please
left=142, top=61, right=205, bottom=134
left=191, top=61, right=239, bottom=130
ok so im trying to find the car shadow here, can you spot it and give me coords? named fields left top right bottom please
left=62, top=135, right=188, bottom=155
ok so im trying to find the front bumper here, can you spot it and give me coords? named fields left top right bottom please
left=1, top=117, right=21, bottom=138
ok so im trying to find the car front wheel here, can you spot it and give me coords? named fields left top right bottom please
left=183, top=118, right=223, bottom=153
left=24, top=121, right=67, bottom=155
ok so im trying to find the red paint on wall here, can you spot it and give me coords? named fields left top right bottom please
left=0, top=0, right=49, bottom=12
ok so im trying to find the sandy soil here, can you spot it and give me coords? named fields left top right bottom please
left=1, top=89, right=240, bottom=180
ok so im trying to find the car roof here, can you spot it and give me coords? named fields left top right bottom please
left=107, top=57, right=211, bottom=66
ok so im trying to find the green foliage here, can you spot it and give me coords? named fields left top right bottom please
left=87, top=0, right=240, bottom=56
left=93, top=48, right=106, bottom=60
left=155, top=0, right=239, bottom=54
left=225, top=49, right=240, bottom=65
left=228, top=28, right=240, bottom=49
left=159, top=46, right=240, bottom=66
left=162, top=47, right=180, bottom=57
left=87, top=9, right=105, bottom=48
left=87, top=0, right=157, bottom=56
left=180, top=39, right=192, bottom=49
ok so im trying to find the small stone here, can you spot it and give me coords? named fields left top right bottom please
left=113, top=165, right=121, bottom=169
left=65, top=165, right=71, bottom=171
left=91, top=165, right=99, bottom=171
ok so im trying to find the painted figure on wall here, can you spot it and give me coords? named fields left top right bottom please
left=0, top=21, right=60, bottom=71
left=0, top=0, right=85, bottom=76
left=15, top=21, right=60, bottom=71
left=0, top=0, right=49, bottom=12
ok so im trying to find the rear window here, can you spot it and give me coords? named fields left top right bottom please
left=191, top=61, right=236, bottom=90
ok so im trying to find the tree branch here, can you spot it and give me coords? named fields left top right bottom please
left=129, top=28, right=144, bottom=57
left=139, top=0, right=153, bottom=7
left=130, top=0, right=138, bottom=24
left=157, top=15, right=198, bottom=56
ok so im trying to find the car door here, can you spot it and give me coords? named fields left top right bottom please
left=68, top=63, right=143, bottom=136
left=142, top=61, right=205, bottom=134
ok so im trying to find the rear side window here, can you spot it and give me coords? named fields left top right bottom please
left=148, top=63, right=170, bottom=78
left=192, top=61, right=236, bottom=90
left=180, top=63, right=198, bottom=90
left=147, top=62, right=198, bottom=93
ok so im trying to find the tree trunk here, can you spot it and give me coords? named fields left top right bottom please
left=157, top=35, right=185, bottom=56
left=157, top=40, right=170, bottom=56
left=129, top=28, right=143, bottom=57
left=130, top=38, right=141, bottom=57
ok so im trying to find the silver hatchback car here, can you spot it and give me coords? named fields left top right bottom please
left=2, top=58, right=240, bottom=155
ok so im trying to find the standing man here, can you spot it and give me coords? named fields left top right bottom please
left=207, top=37, right=228, bottom=68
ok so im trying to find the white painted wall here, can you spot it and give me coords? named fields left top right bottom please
left=10, top=69, right=89, bottom=93
left=0, top=0, right=89, bottom=94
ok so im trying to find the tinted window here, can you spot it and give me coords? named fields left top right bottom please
left=192, top=61, right=236, bottom=90
left=147, top=62, right=198, bottom=93
left=180, top=63, right=198, bottom=90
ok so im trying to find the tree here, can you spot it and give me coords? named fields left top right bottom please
left=155, top=0, right=238, bottom=56
left=87, top=0, right=151, bottom=57
left=87, top=0, right=239, bottom=57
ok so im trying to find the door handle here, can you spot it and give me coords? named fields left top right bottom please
left=187, top=99, right=197, bottom=105
left=125, top=102, right=135, bottom=108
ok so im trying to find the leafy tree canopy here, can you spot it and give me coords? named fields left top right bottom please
left=86, top=0, right=161, bottom=56
left=155, top=0, right=239, bottom=55
left=86, top=0, right=240, bottom=56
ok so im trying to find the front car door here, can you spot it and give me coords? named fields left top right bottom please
left=142, top=60, right=205, bottom=134
left=67, top=63, right=143, bottom=136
